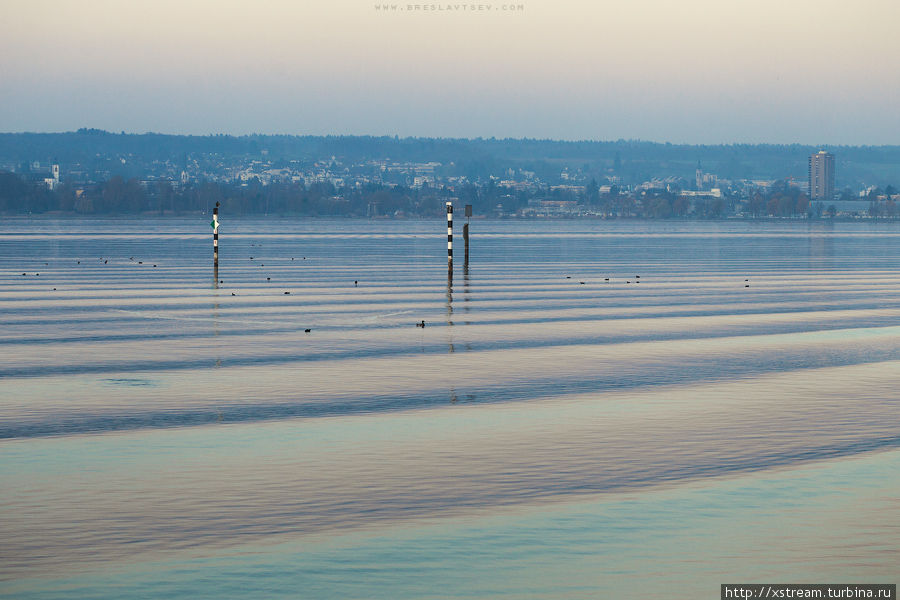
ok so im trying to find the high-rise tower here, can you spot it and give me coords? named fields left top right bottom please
left=808, top=151, right=834, bottom=202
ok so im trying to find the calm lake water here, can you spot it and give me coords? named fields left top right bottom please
left=1, top=218, right=899, bottom=598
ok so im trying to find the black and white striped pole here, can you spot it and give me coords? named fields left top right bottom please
left=212, top=201, right=220, bottom=274
left=446, top=200, right=453, bottom=273
left=446, top=200, right=454, bottom=334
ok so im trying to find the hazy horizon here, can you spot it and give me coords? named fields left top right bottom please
left=4, top=129, right=900, bottom=150
left=2, top=0, right=899, bottom=145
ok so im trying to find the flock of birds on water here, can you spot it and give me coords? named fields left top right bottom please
left=16, top=241, right=754, bottom=332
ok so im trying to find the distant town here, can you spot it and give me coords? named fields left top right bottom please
left=1, top=131, right=899, bottom=219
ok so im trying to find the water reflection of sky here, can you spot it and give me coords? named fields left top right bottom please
left=2, top=219, right=900, bottom=597
left=4, top=446, right=898, bottom=597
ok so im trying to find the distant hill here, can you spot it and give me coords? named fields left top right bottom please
left=1, top=130, right=899, bottom=188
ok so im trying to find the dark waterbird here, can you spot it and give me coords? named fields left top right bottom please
left=416, top=320, right=425, bottom=328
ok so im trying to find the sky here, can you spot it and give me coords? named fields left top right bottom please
left=1, top=0, right=898, bottom=144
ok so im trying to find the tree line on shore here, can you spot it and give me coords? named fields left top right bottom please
left=1, top=170, right=897, bottom=219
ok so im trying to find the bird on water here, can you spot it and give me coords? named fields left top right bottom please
left=416, top=320, right=425, bottom=328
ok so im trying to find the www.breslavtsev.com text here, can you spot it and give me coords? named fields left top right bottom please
left=375, top=4, right=526, bottom=11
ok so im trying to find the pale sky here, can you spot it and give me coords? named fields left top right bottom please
left=1, top=0, right=898, bottom=144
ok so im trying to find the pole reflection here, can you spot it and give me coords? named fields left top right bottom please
left=446, top=268, right=455, bottom=353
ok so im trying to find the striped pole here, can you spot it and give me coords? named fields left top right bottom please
left=446, top=200, right=453, bottom=268
left=212, top=201, right=220, bottom=271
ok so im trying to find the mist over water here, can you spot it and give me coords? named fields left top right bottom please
left=1, top=218, right=898, bottom=598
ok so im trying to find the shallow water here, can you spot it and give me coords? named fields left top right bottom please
left=1, top=218, right=899, bottom=597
